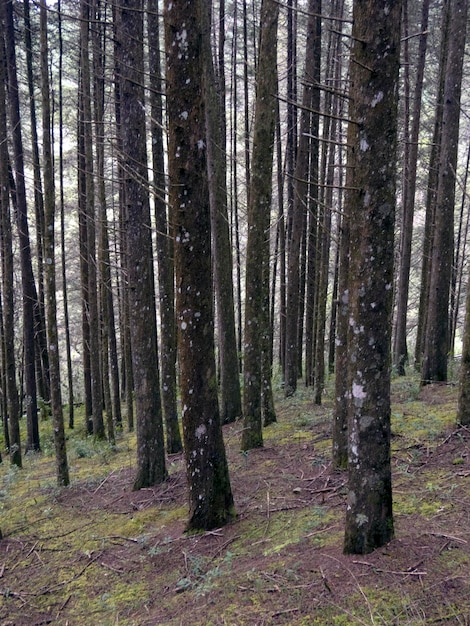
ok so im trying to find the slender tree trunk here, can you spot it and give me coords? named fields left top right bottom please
left=0, top=291, right=10, bottom=455
left=229, top=1, right=243, bottom=373
left=147, top=0, right=182, bottom=453
left=80, top=0, right=104, bottom=438
left=393, top=0, right=430, bottom=375
left=415, top=0, right=450, bottom=369
left=421, top=0, right=467, bottom=384
left=450, top=140, right=470, bottom=355
left=241, top=0, right=279, bottom=450
left=203, top=2, right=243, bottom=426
left=57, top=0, right=74, bottom=429
left=3, top=0, right=39, bottom=464
left=113, top=1, right=134, bottom=432
left=92, top=0, right=115, bottom=444
left=0, top=30, right=20, bottom=466
left=23, top=0, right=50, bottom=408
left=457, top=250, right=470, bottom=426
left=40, top=0, right=69, bottom=486
left=284, top=0, right=320, bottom=397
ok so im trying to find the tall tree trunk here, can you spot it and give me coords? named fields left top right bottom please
left=113, top=1, right=134, bottom=433
left=79, top=0, right=104, bottom=438
left=23, top=0, right=50, bottom=407
left=203, top=2, right=243, bottom=426
left=343, top=0, right=401, bottom=555
left=92, top=0, right=116, bottom=444
left=78, top=6, right=92, bottom=435
left=393, top=0, right=430, bottom=375
left=0, top=291, right=10, bottom=455
left=40, top=0, right=69, bottom=486
left=3, top=0, right=39, bottom=464
left=457, top=260, right=470, bottom=426
left=285, top=0, right=321, bottom=397
left=241, top=0, right=279, bottom=450
left=57, top=0, right=74, bottom=429
left=165, top=0, right=235, bottom=530
left=147, top=0, right=182, bottom=453
left=0, top=30, right=20, bottom=466
left=421, top=0, right=467, bottom=384
left=117, top=0, right=167, bottom=488
left=414, top=0, right=450, bottom=369
left=229, top=1, right=243, bottom=373
left=450, top=140, right=470, bottom=354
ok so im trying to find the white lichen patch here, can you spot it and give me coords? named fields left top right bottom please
left=356, top=513, right=369, bottom=526
left=195, top=424, right=207, bottom=440
left=371, top=91, right=384, bottom=108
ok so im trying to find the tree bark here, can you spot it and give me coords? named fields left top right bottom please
left=285, top=0, right=321, bottom=396
left=3, top=0, right=39, bottom=466
left=393, top=0, right=430, bottom=375
left=241, top=0, right=279, bottom=450
left=117, top=0, right=167, bottom=488
left=40, top=0, right=69, bottom=486
left=343, top=0, right=401, bottom=554
left=202, top=2, right=242, bottom=426
left=0, top=27, right=20, bottom=467
left=147, top=0, right=182, bottom=454
left=421, top=0, right=467, bottom=384
left=165, top=0, right=235, bottom=530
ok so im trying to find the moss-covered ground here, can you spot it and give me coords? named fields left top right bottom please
left=0, top=374, right=469, bottom=625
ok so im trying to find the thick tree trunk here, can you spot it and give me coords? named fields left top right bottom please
left=165, top=0, right=235, bottom=530
left=117, top=0, right=167, bottom=488
left=343, top=0, right=401, bottom=554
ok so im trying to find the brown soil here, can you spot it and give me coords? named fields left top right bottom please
left=0, top=382, right=469, bottom=625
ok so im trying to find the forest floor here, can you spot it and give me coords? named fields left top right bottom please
left=0, top=374, right=469, bottom=625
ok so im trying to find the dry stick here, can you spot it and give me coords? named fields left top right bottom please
left=305, top=524, right=340, bottom=538
left=426, top=531, right=467, bottom=544
left=352, top=560, right=427, bottom=577
left=271, top=607, right=300, bottom=618
left=99, top=560, right=124, bottom=574
left=93, top=468, right=117, bottom=493
left=208, top=535, right=240, bottom=563
left=57, top=593, right=72, bottom=615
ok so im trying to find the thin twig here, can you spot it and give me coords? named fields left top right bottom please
left=352, top=560, right=427, bottom=576
left=93, top=469, right=117, bottom=493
